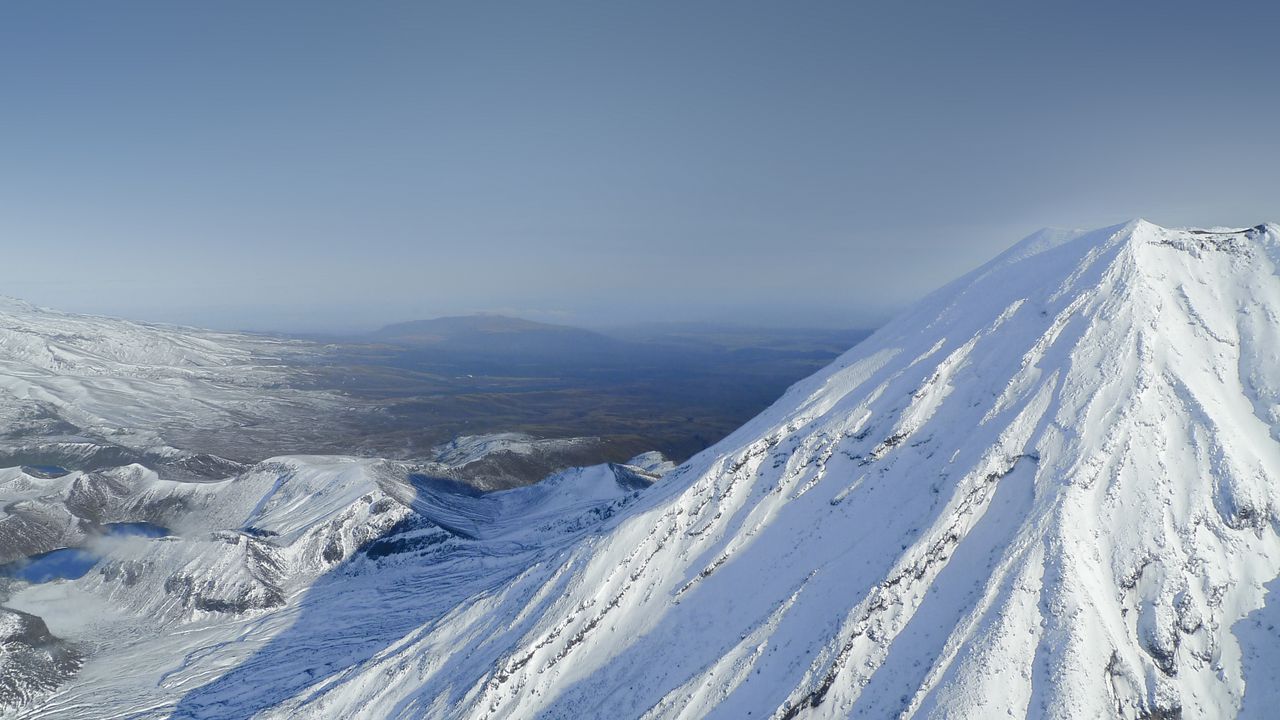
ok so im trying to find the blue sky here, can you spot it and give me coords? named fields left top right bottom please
left=2, top=1, right=1278, bottom=331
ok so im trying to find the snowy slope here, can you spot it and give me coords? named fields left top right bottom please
left=0, top=455, right=657, bottom=718
left=433, top=433, right=603, bottom=470
left=6, top=220, right=1280, bottom=719
left=233, top=219, right=1275, bottom=720
left=0, top=297, right=337, bottom=462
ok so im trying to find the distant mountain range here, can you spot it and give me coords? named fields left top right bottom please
left=368, top=314, right=625, bottom=357
left=0, top=297, right=868, bottom=486
left=367, top=313, right=871, bottom=358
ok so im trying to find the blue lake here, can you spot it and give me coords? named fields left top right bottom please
left=104, top=521, right=170, bottom=538
left=1, top=522, right=172, bottom=583
left=5, top=548, right=99, bottom=583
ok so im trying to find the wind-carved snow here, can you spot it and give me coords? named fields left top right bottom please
left=5, top=220, right=1280, bottom=719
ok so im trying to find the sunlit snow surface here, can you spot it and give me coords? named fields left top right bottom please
left=0, top=296, right=340, bottom=465
left=4, top=220, right=1280, bottom=719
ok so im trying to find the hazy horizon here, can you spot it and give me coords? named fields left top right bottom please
left=4, top=1, right=1278, bottom=332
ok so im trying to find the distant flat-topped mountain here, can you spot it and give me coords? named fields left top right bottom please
left=369, top=314, right=624, bottom=356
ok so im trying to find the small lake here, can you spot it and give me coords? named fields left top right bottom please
left=6, top=548, right=99, bottom=583
left=21, top=465, right=70, bottom=478
left=0, top=522, right=172, bottom=583
left=104, top=521, right=170, bottom=538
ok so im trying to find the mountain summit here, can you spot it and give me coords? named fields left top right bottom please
left=321, top=220, right=1275, bottom=718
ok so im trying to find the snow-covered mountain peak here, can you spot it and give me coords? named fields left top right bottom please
left=978, top=219, right=1273, bottom=281
left=362, top=218, right=1277, bottom=719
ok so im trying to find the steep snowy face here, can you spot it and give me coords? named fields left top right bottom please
left=325, top=221, right=1279, bottom=719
